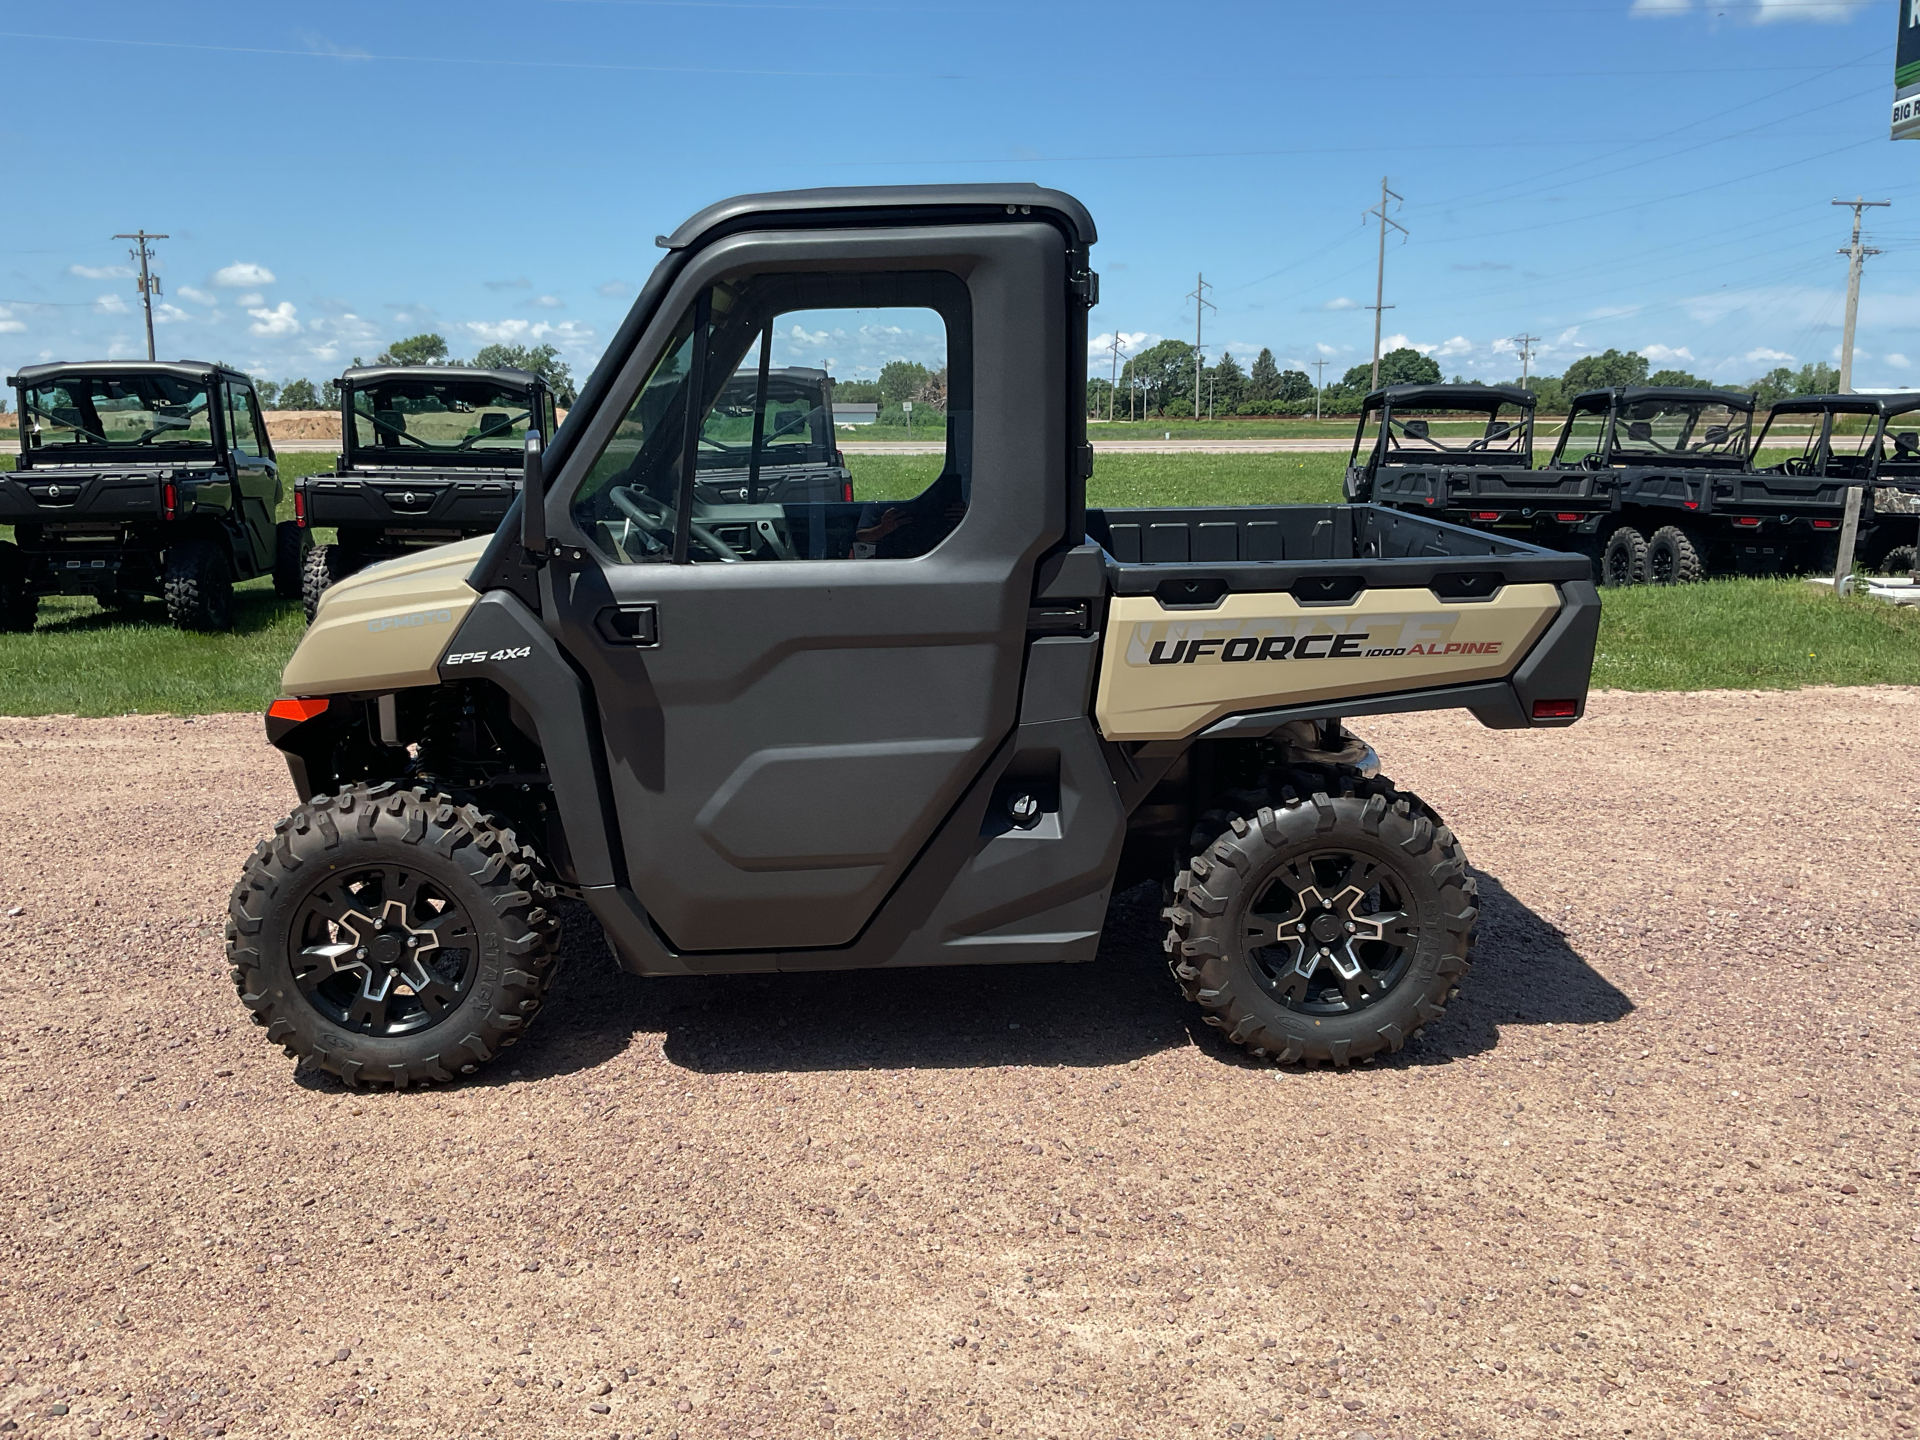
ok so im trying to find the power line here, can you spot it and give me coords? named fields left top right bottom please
left=1511, top=334, right=1540, bottom=389
left=1187, top=274, right=1215, bottom=419
left=111, top=230, right=167, bottom=362
left=1365, top=178, right=1407, bottom=393
left=1311, top=358, right=1330, bottom=421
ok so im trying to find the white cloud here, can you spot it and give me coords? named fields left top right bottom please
left=1628, top=0, right=1693, bottom=15
left=153, top=303, right=192, bottom=325
left=1744, top=347, right=1795, bottom=364
left=213, top=262, right=276, bottom=288
left=308, top=311, right=381, bottom=344
left=1381, top=334, right=1440, bottom=356
left=483, top=277, right=532, bottom=292
left=1640, top=344, right=1696, bottom=364
left=1089, top=330, right=1154, bottom=360
left=459, top=318, right=598, bottom=358
left=1322, top=297, right=1359, bottom=311
left=237, top=292, right=264, bottom=308
left=1752, top=0, right=1854, bottom=21
left=596, top=280, right=629, bottom=298
left=177, top=285, right=217, bottom=305
left=1631, top=0, right=1855, bottom=20
left=528, top=295, right=565, bottom=310
left=0, top=306, right=23, bottom=335
left=95, top=294, right=130, bottom=315
left=1886, top=353, right=1912, bottom=368
left=69, top=263, right=134, bottom=281
left=1434, top=335, right=1474, bottom=358
left=247, top=301, right=301, bottom=336
left=1315, top=342, right=1339, bottom=356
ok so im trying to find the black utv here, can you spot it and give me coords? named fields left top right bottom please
left=1747, top=392, right=1920, bottom=574
left=295, top=366, right=558, bottom=619
left=693, top=365, right=853, bottom=506
left=0, top=361, right=299, bottom=630
left=1346, top=384, right=1613, bottom=543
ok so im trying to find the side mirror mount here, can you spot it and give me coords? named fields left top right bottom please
left=521, top=429, right=547, bottom=557
left=1703, top=425, right=1729, bottom=446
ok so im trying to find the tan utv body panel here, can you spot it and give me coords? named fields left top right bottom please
left=280, top=537, right=488, bottom=697
left=1094, top=583, right=1561, bottom=741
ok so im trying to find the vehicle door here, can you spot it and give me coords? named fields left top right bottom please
left=224, top=380, right=279, bottom=570
left=544, top=224, right=1068, bottom=955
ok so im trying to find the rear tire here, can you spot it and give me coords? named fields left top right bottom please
left=0, top=542, right=38, bottom=633
left=1600, top=525, right=1648, bottom=588
left=273, top=521, right=308, bottom=600
left=1867, top=543, right=1917, bottom=577
left=226, top=784, right=562, bottom=1089
left=163, top=537, right=235, bottom=631
left=1163, top=774, right=1476, bottom=1067
left=1647, top=525, right=1704, bottom=585
left=302, top=543, right=359, bottom=622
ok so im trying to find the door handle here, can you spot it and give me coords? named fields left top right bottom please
left=595, top=602, right=659, bottom=647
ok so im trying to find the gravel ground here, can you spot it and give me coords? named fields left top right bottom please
left=2, top=688, right=1917, bottom=1440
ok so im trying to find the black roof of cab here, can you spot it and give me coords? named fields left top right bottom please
left=1764, top=391, right=1920, bottom=420
left=8, top=359, right=253, bottom=387
left=340, top=365, right=545, bottom=390
left=1568, top=385, right=1756, bottom=414
left=662, top=183, right=1098, bottom=251
left=1361, top=383, right=1535, bottom=412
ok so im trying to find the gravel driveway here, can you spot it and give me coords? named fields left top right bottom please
left=2, top=688, right=1916, bottom=1440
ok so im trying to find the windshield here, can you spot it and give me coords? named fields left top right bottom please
left=698, top=369, right=835, bottom=470
left=349, top=376, right=536, bottom=458
left=21, top=373, right=215, bottom=450
left=1378, top=401, right=1530, bottom=463
left=1553, top=399, right=1610, bottom=467
left=1609, top=397, right=1749, bottom=463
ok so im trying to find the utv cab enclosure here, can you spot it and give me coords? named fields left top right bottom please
left=1748, top=392, right=1920, bottom=574
left=1348, top=384, right=1613, bottom=541
left=0, top=360, right=298, bottom=630
left=230, top=185, right=1600, bottom=1090
left=295, top=366, right=557, bottom=619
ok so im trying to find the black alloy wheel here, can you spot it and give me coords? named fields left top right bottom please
left=1242, top=848, right=1421, bottom=1016
left=287, top=862, right=478, bottom=1037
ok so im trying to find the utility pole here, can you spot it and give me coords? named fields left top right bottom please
left=1106, top=331, right=1125, bottom=423
left=1511, top=333, right=1540, bottom=390
left=1187, top=272, right=1215, bottom=420
left=1364, top=178, right=1406, bottom=393
left=1311, top=358, right=1329, bottom=421
left=1832, top=196, right=1889, bottom=393
left=113, top=230, right=169, bottom=362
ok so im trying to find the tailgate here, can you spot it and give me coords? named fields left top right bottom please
left=1710, top=473, right=1846, bottom=513
left=1086, top=504, right=1596, bottom=740
left=0, top=469, right=163, bottom=523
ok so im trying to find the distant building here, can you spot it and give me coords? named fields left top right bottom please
left=833, top=402, right=879, bottom=427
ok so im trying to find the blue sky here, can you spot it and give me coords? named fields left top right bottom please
left=1, top=0, right=1913, bottom=392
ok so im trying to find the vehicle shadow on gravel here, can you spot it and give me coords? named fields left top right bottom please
left=466, top=870, right=1633, bottom=1082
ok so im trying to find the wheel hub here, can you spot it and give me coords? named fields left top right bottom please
left=291, top=870, right=475, bottom=1037
left=1242, top=850, right=1421, bottom=1015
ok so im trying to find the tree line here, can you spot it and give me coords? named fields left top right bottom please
left=251, top=333, right=577, bottom=411
left=1086, top=340, right=1852, bottom=419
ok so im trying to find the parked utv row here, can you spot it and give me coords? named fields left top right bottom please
left=0, top=356, right=855, bottom=630
left=1345, top=382, right=1920, bottom=584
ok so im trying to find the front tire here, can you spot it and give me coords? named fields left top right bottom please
left=301, top=543, right=360, bottom=621
left=0, top=542, right=38, bottom=633
left=1163, top=776, right=1475, bottom=1067
left=1647, top=525, right=1704, bottom=585
left=227, top=784, right=562, bottom=1088
left=163, top=537, right=235, bottom=630
left=273, top=521, right=308, bottom=600
left=1600, top=525, right=1648, bottom=588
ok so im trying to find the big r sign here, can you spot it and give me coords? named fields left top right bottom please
left=1895, top=0, right=1920, bottom=139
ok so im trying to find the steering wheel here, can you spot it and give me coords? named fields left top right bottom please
left=609, top=484, right=740, bottom=562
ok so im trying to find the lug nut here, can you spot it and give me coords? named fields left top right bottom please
left=1345, top=921, right=1355, bottom=933
left=355, top=948, right=368, bottom=961
left=373, top=919, right=385, bottom=931
left=406, top=935, right=419, bottom=948
left=1296, top=923, right=1307, bottom=934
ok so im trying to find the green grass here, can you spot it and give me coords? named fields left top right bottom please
left=0, top=449, right=1912, bottom=715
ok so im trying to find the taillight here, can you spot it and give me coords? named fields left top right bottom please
left=1812, top=519, right=1836, bottom=529
left=1682, top=500, right=1699, bottom=510
left=163, top=481, right=177, bottom=520
left=842, top=480, right=853, bottom=502
left=1471, top=511, right=1499, bottom=521
left=267, top=697, right=329, bottom=722
left=1733, top=516, right=1761, bottom=528
left=1532, top=698, right=1578, bottom=720
left=1554, top=512, right=1580, bottom=523
left=293, top=489, right=307, bottom=528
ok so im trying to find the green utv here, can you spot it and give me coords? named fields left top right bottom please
left=228, top=186, right=1600, bottom=1088
left=0, top=361, right=300, bottom=630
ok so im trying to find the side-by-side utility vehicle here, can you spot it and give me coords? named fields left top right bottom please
left=295, top=366, right=558, bottom=618
left=0, top=361, right=299, bottom=630
left=1747, top=392, right=1920, bottom=575
left=227, top=185, right=1599, bottom=1089
left=1346, top=383, right=1617, bottom=543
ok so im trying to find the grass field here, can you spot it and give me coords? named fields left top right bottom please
left=2, top=449, right=1916, bottom=716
